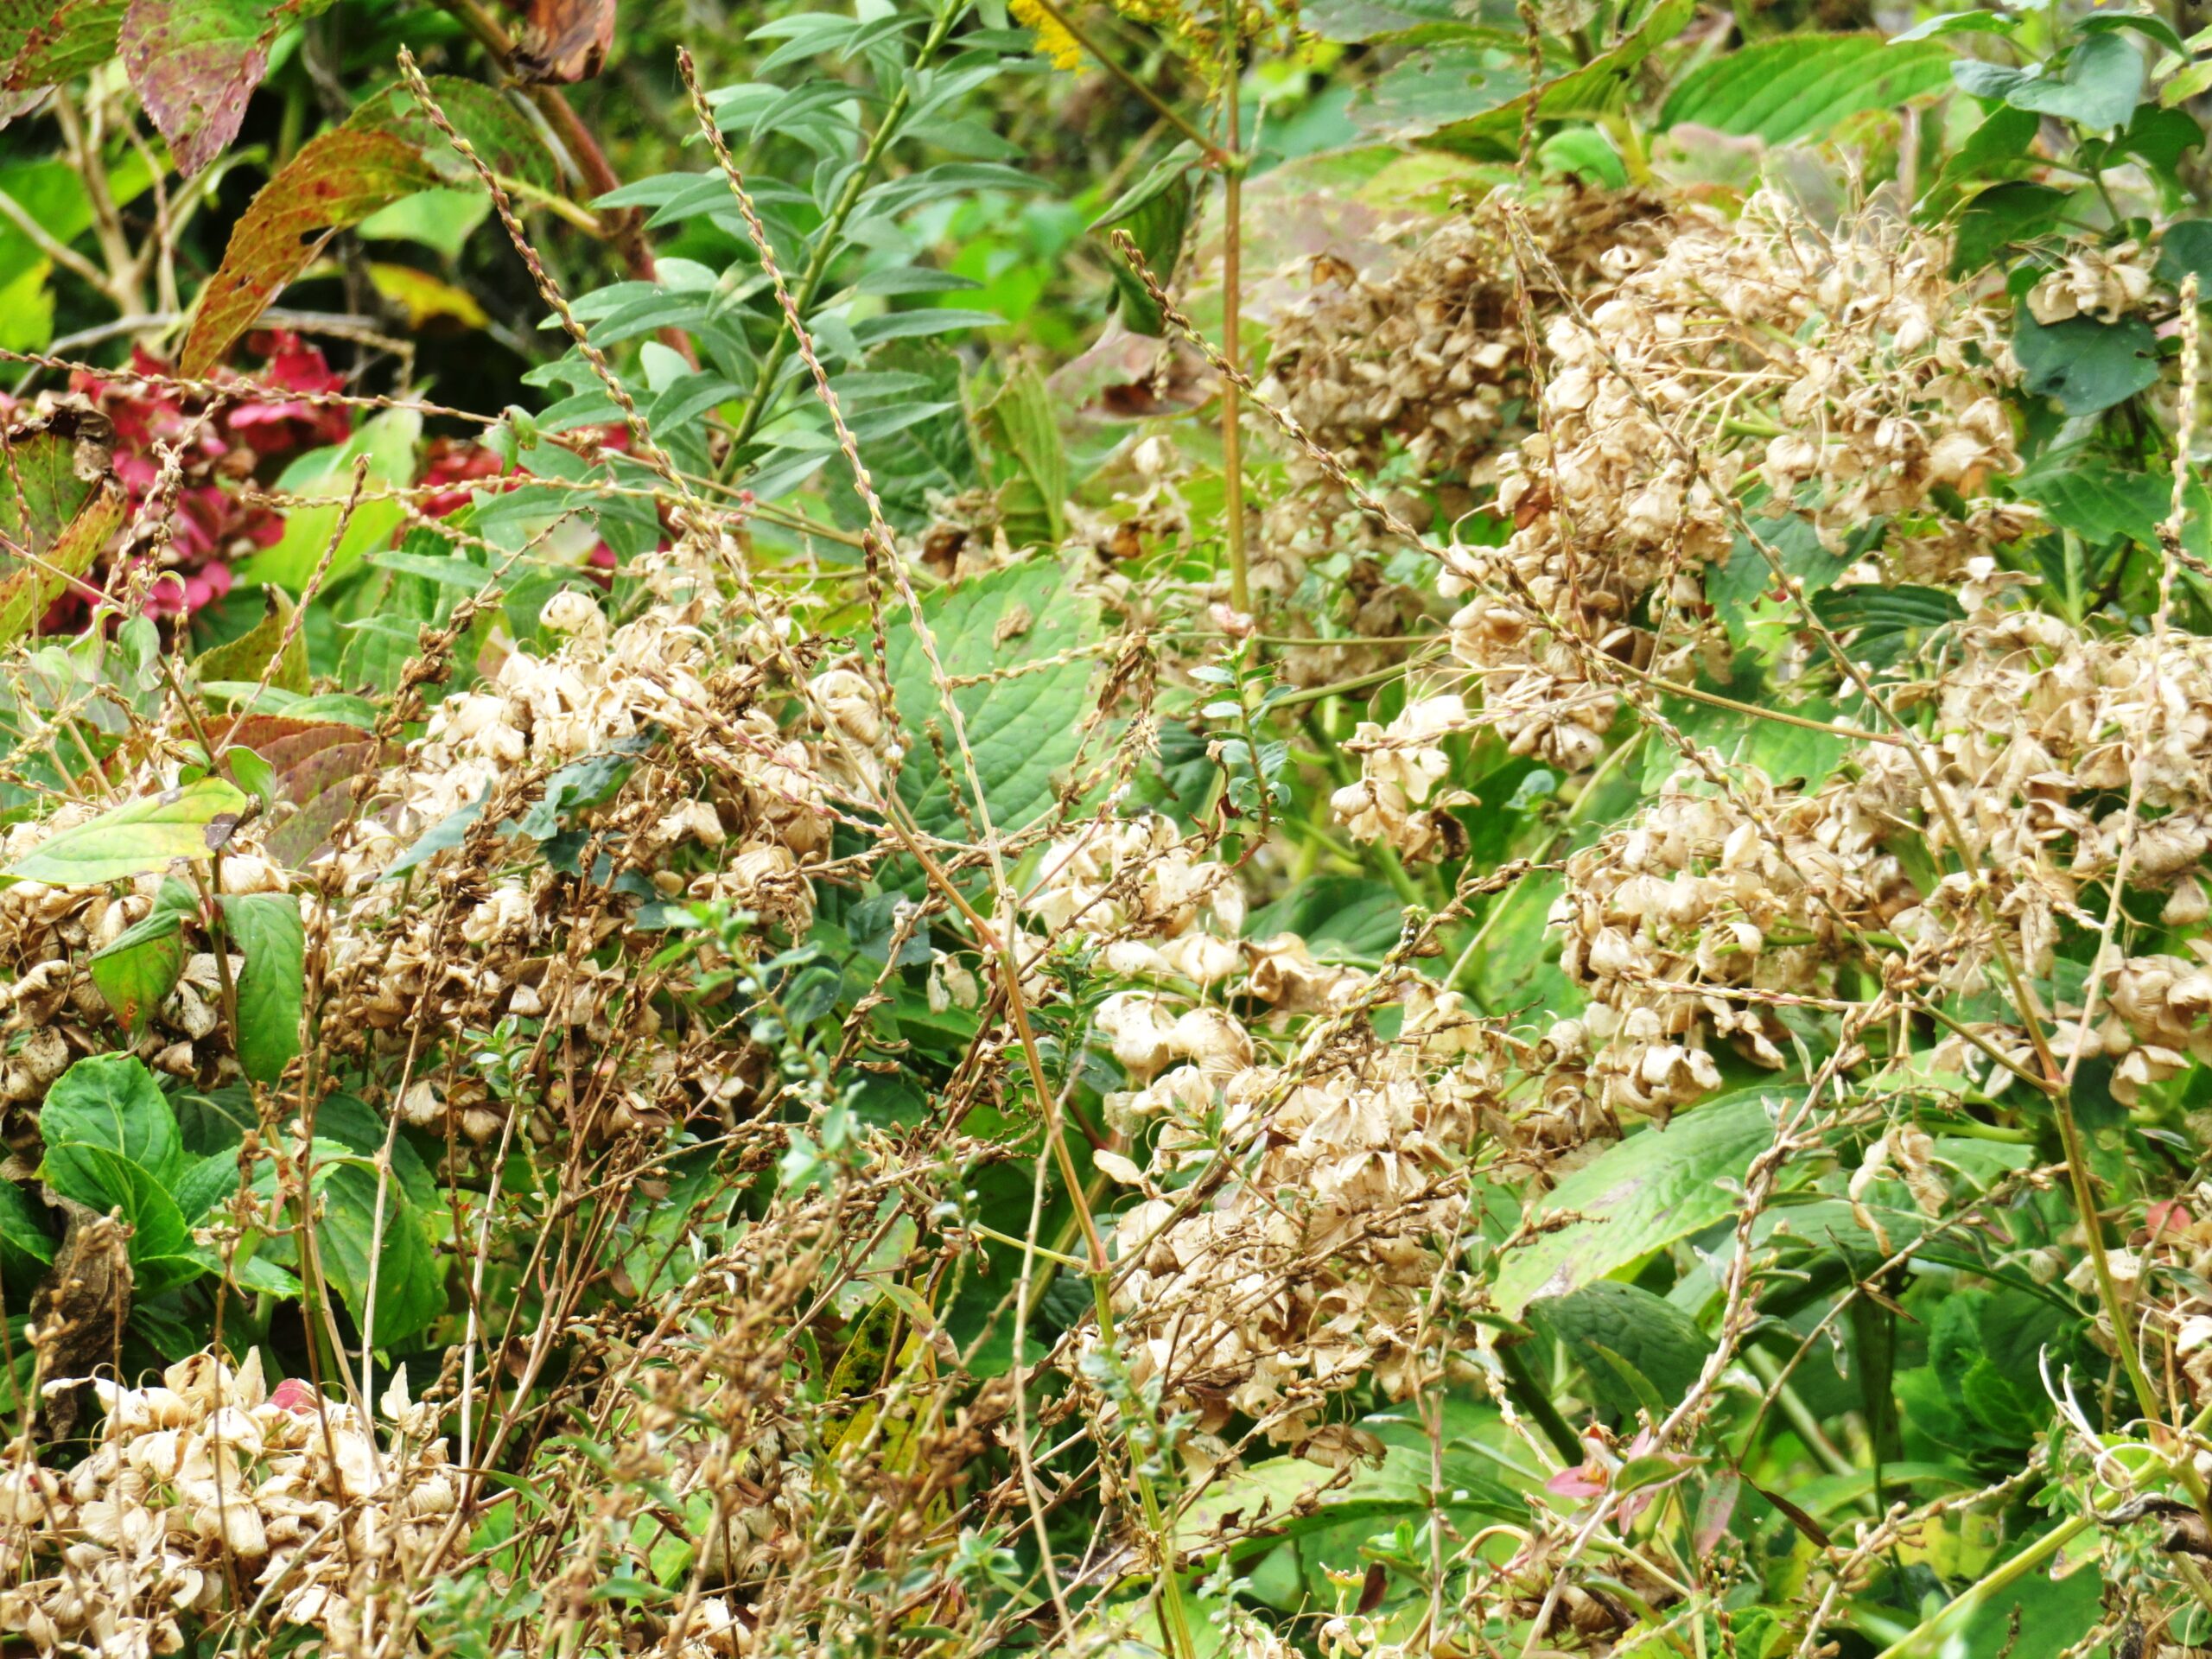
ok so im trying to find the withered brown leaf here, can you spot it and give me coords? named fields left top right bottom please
left=29, top=1196, right=131, bottom=1443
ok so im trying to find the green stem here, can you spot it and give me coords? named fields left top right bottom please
left=727, top=0, right=965, bottom=454
left=1871, top=1516, right=2090, bottom=1659
left=1218, top=5, right=1248, bottom=617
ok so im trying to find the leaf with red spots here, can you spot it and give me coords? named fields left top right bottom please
left=0, top=0, right=121, bottom=115
left=513, top=0, right=615, bottom=83
left=119, top=0, right=337, bottom=177
left=0, top=408, right=124, bottom=645
left=180, top=77, right=557, bottom=376
left=179, top=127, right=437, bottom=377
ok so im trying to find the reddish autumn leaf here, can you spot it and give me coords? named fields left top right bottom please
left=179, top=126, right=438, bottom=378
left=120, top=0, right=337, bottom=178
left=513, top=0, right=615, bottom=83
left=181, top=77, right=558, bottom=377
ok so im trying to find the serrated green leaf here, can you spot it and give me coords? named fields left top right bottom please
left=38, top=1052, right=182, bottom=1185
left=2013, top=310, right=2160, bottom=415
left=0, top=415, right=126, bottom=649
left=172, top=1147, right=241, bottom=1224
left=2017, top=456, right=2170, bottom=547
left=1659, top=35, right=1954, bottom=146
left=1421, top=0, right=1695, bottom=152
left=1528, top=1281, right=1713, bottom=1422
left=1811, top=584, right=1964, bottom=670
left=1951, top=181, right=2070, bottom=276
left=1495, top=1090, right=1802, bottom=1316
left=219, top=891, right=303, bottom=1086
left=89, top=906, right=187, bottom=1037
left=884, top=557, right=1099, bottom=842
left=979, top=366, right=1067, bottom=548
left=1954, top=32, right=2145, bottom=132
left=42, top=1142, right=191, bottom=1268
left=312, top=1160, right=442, bottom=1343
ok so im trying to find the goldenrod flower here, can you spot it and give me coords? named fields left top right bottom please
left=1011, top=0, right=1084, bottom=71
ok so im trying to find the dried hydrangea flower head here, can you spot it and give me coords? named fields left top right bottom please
left=0, top=1350, right=457, bottom=1649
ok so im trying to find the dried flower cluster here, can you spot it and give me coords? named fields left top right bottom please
left=1071, top=983, right=1496, bottom=1458
left=0, top=1351, right=454, bottom=1652
left=1427, top=194, right=2021, bottom=777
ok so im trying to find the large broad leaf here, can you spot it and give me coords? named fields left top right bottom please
left=309, top=1160, right=442, bottom=1344
left=1810, top=584, right=1964, bottom=671
left=248, top=1130, right=442, bottom=1342
left=5, top=775, right=248, bottom=886
left=180, top=128, right=437, bottom=376
left=1951, top=181, right=2070, bottom=277
left=1526, top=1280, right=1714, bottom=1421
left=2017, top=457, right=2171, bottom=548
left=883, top=557, right=1100, bottom=842
left=238, top=408, right=423, bottom=589
left=2013, top=311, right=2160, bottom=416
left=219, top=891, right=303, bottom=1086
left=1658, top=35, right=1954, bottom=145
left=180, top=78, right=554, bottom=376
left=37, top=1052, right=182, bottom=1185
left=1421, top=0, right=1695, bottom=153
left=1351, top=43, right=1529, bottom=140
left=1493, top=1090, right=1800, bottom=1316
left=42, top=1143, right=194, bottom=1281
left=315, top=1092, right=437, bottom=1216
left=120, top=0, right=338, bottom=177
left=1953, top=32, right=2143, bottom=134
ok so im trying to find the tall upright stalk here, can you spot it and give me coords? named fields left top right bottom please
left=1218, top=3, right=1248, bottom=615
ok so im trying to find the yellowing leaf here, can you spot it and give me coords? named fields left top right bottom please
left=5, top=776, right=248, bottom=887
left=367, top=262, right=492, bottom=330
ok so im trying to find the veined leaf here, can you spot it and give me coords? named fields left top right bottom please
left=219, top=892, right=304, bottom=1086
left=1420, top=0, right=1695, bottom=153
left=0, top=410, right=124, bottom=647
left=2013, top=310, right=2160, bottom=415
left=978, top=367, right=1067, bottom=549
left=193, top=584, right=308, bottom=695
left=119, top=0, right=337, bottom=176
left=1953, top=32, right=2145, bottom=133
left=883, top=556, right=1100, bottom=843
left=5, top=776, right=248, bottom=887
left=1494, top=1090, right=1805, bottom=1316
left=3, top=1, right=125, bottom=92
left=89, top=877, right=194, bottom=1036
left=181, top=77, right=556, bottom=375
left=1658, top=35, right=1954, bottom=145
left=38, top=1052, right=182, bottom=1185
